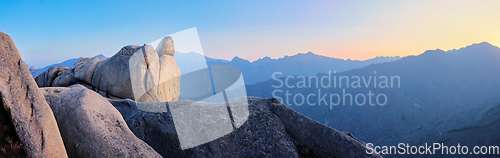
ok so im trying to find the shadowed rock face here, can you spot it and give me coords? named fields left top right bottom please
left=41, top=85, right=162, bottom=158
left=0, top=31, right=68, bottom=157
left=35, top=65, right=77, bottom=87
left=110, top=97, right=381, bottom=158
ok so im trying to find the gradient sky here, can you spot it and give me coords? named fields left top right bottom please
left=1, top=0, right=500, bottom=67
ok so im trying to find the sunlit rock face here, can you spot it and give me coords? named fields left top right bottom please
left=129, top=36, right=181, bottom=102
left=41, top=85, right=162, bottom=158
left=0, top=31, right=68, bottom=158
left=36, top=36, right=182, bottom=103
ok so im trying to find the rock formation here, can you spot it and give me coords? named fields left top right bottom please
left=0, top=31, right=68, bottom=157
left=41, top=85, right=162, bottom=158
left=35, top=65, right=77, bottom=87
left=35, top=36, right=181, bottom=103
left=110, top=97, right=381, bottom=157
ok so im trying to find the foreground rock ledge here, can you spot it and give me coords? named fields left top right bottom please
left=42, top=85, right=162, bottom=158
left=0, top=31, right=68, bottom=157
left=111, top=97, right=381, bottom=158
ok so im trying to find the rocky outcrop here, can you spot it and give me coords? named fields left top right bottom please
left=0, top=31, right=68, bottom=157
left=35, top=36, right=181, bottom=103
left=110, top=97, right=381, bottom=158
left=35, top=65, right=75, bottom=87
left=75, top=45, right=141, bottom=100
left=41, top=85, right=162, bottom=158
left=52, top=66, right=78, bottom=87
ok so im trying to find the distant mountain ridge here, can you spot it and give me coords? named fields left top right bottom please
left=246, top=42, right=500, bottom=147
left=179, top=51, right=401, bottom=84
left=39, top=51, right=401, bottom=85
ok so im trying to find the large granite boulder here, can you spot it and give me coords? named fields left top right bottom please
left=110, top=97, right=381, bottom=158
left=156, top=37, right=181, bottom=102
left=73, top=56, right=106, bottom=85
left=41, top=85, right=162, bottom=158
left=0, top=31, right=68, bottom=157
left=36, top=36, right=181, bottom=103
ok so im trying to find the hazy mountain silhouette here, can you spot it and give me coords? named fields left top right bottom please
left=246, top=42, right=500, bottom=147
left=37, top=51, right=400, bottom=86
left=175, top=51, right=401, bottom=84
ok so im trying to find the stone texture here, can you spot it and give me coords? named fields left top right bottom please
left=35, top=65, right=78, bottom=88
left=73, top=57, right=106, bottom=84
left=42, top=85, right=162, bottom=158
left=155, top=36, right=175, bottom=57
left=0, top=31, right=68, bottom=157
left=110, top=97, right=381, bottom=158
left=129, top=45, right=162, bottom=102
left=158, top=55, right=181, bottom=101
left=66, top=42, right=182, bottom=103
left=266, top=98, right=378, bottom=158
left=155, top=36, right=180, bottom=102
left=35, top=65, right=68, bottom=87
left=35, top=36, right=182, bottom=103
left=52, top=66, right=78, bottom=87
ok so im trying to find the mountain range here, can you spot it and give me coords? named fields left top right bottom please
left=34, top=51, right=401, bottom=85
left=246, top=42, right=500, bottom=148
left=205, top=52, right=401, bottom=84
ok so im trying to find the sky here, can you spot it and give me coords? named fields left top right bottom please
left=1, top=0, right=500, bottom=67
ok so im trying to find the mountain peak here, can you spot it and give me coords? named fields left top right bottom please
left=462, top=42, right=495, bottom=49
left=231, top=56, right=251, bottom=64
left=476, top=41, right=493, bottom=46
left=94, top=54, right=107, bottom=58
left=231, top=56, right=244, bottom=61
left=448, top=41, right=500, bottom=53
left=299, top=51, right=315, bottom=55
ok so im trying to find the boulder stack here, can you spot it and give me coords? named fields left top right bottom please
left=35, top=36, right=182, bottom=103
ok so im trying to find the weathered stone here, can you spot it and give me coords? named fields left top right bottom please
left=71, top=44, right=181, bottom=103
left=158, top=55, right=181, bottom=101
left=0, top=31, right=68, bottom=157
left=35, top=65, right=69, bottom=87
left=52, top=66, right=78, bottom=87
left=129, top=45, right=162, bottom=102
left=42, top=85, right=162, bottom=158
left=266, top=98, right=379, bottom=158
left=155, top=36, right=175, bottom=57
left=110, top=97, right=380, bottom=157
left=37, top=37, right=181, bottom=103
left=73, top=57, right=106, bottom=84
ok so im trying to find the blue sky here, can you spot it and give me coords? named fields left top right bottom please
left=1, top=0, right=500, bottom=67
